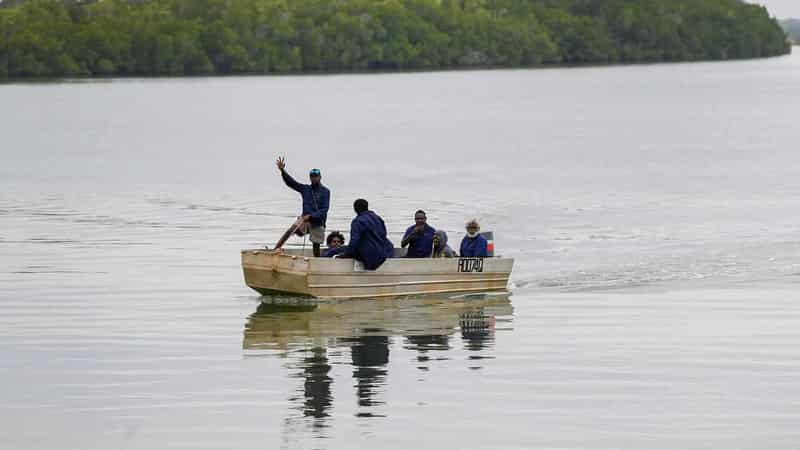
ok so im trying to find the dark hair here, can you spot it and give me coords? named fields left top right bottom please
left=326, top=231, right=345, bottom=246
left=415, top=209, right=426, bottom=217
left=354, top=198, right=368, bottom=213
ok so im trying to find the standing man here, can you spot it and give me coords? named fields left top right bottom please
left=276, top=157, right=330, bottom=257
left=343, top=199, right=394, bottom=270
left=401, top=210, right=436, bottom=258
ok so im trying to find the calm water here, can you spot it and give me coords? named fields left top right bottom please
left=2, top=53, right=800, bottom=449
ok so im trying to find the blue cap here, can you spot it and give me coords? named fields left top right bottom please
left=309, top=168, right=321, bottom=176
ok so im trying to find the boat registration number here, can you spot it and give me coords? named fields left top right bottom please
left=458, top=258, right=484, bottom=273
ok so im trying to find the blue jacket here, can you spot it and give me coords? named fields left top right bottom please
left=460, top=234, right=488, bottom=257
left=403, top=224, right=435, bottom=258
left=343, top=210, right=394, bottom=270
left=322, top=246, right=347, bottom=258
left=281, top=170, right=330, bottom=227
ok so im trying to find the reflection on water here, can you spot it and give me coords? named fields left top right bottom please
left=461, top=310, right=494, bottom=352
left=4, top=56, right=800, bottom=449
left=243, top=293, right=513, bottom=352
left=406, top=334, right=450, bottom=370
left=346, top=335, right=389, bottom=413
left=300, top=347, right=332, bottom=420
left=244, top=293, right=513, bottom=429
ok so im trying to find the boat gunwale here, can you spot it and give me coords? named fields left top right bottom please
left=241, top=249, right=514, bottom=272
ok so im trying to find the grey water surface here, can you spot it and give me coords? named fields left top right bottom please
left=2, top=53, right=800, bottom=449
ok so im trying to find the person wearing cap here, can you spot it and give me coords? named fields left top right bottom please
left=276, top=157, right=330, bottom=257
left=460, top=219, right=488, bottom=258
left=401, top=210, right=436, bottom=258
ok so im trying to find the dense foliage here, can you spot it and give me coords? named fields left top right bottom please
left=0, top=0, right=791, bottom=78
left=781, top=19, right=800, bottom=44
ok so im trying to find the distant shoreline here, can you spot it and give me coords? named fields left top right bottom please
left=1, top=51, right=794, bottom=84
left=1, top=0, right=790, bottom=81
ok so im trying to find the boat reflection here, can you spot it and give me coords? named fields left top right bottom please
left=243, top=292, right=513, bottom=433
left=243, top=292, right=513, bottom=352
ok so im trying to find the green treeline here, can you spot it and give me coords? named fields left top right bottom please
left=0, top=0, right=792, bottom=79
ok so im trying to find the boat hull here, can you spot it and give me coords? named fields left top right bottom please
left=241, top=249, right=513, bottom=299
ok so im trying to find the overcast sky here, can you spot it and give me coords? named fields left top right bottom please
left=754, top=0, right=800, bottom=19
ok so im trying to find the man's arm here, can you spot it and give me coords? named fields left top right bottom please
left=281, top=170, right=304, bottom=193
left=478, top=236, right=488, bottom=257
left=276, top=157, right=304, bottom=193
left=400, top=226, right=414, bottom=248
left=378, top=216, right=389, bottom=240
left=343, top=219, right=362, bottom=258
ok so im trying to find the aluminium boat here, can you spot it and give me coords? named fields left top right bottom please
left=241, top=248, right=514, bottom=299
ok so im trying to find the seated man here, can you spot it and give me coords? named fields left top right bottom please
left=401, top=210, right=436, bottom=258
left=342, top=199, right=394, bottom=270
left=460, top=219, right=488, bottom=257
left=323, top=231, right=347, bottom=258
left=432, top=230, right=456, bottom=258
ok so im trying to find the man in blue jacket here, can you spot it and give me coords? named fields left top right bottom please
left=276, top=157, right=330, bottom=257
left=460, top=219, right=489, bottom=257
left=343, top=199, right=394, bottom=270
left=401, top=210, right=435, bottom=258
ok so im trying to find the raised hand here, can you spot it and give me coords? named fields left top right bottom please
left=276, top=156, right=286, bottom=171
